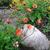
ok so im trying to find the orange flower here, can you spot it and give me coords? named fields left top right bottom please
left=27, top=24, right=32, bottom=30
left=32, top=4, right=37, bottom=9
left=26, top=8, right=32, bottom=12
left=5, top=18, right=12, bottom=24
left=16, top=29, right=22, bottom=36
left=36, top=19, right=42, bottom=25
left=22, top=1, right=26, bottom=6
left=22, top=18, right=29, bottom=23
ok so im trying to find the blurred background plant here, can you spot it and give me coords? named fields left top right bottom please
left=0, top=0, right=12, bottom=7
left=9, top=0, right=50, bottom=37
left=0, top=0, right=50, bottom=50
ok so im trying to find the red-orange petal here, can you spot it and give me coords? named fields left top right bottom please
left=27, top=24, right=32, bottom=30
left=16, top=29, right=22, bottom=36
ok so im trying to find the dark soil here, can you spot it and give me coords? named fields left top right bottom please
left=19, top=44, right=34, bottom=50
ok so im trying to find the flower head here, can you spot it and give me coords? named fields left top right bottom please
left=27, top=24, right=32, bottom=30
left=16, top=29, right=22, bottom=36
left=36, top=19, right=42, bottom=25
left=5, top=18, right=12, bottom=24
left=22, top=18, right=29, bottom=23
left=26, top=8, right=32, bottom=12
left=32, top=4, right=37, bottom=9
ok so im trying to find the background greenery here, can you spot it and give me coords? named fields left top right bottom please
left=0, top=0, right=12, bottom=6
left=9, top=0, right=50, bottom=35
left=0, top=20, right=21, bottom=50
left=0, top=0, right=50, bottom=50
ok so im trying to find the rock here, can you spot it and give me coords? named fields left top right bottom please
left=20, top=24, right=49, bottom=50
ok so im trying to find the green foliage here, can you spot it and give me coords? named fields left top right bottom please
left=0, top=0, right=12, bottom=6
left=0, top=0, right=50, bottom=49
left=0, top=24, right=20, bottom=50
left=42, top=14, right=50, bottom=33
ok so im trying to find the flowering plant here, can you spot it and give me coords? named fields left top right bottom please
left=10, top=0, right=50, bottom=34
